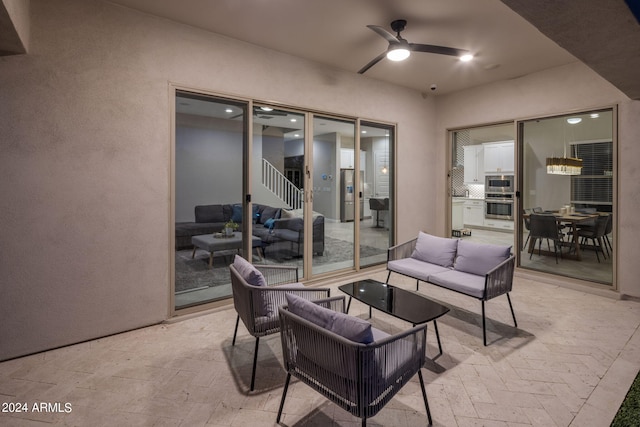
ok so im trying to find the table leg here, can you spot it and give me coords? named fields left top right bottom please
left=571, top=225, right=582, bottom=261
left=192, top=246, right=197, bottom=259
left=345, top=296, right=352, bottom=313
left=208, top=252, right=214, bottom=268
left=433, top=320, right=443, bottom=357
left=368, top=306, right=372, bottom=319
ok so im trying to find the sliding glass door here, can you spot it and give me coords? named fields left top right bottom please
left=173, top=90, right=248, bottom=310
left=518, top=108, right=615, bottom=285
left=359, top=122, right=393, bottom=267
left=172, top=89, right=397, bottom=312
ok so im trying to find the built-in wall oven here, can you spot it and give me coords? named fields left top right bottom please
left=485, top=193, right=514, bottom=220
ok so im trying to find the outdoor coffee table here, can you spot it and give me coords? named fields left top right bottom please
left=339, top=279, right=450, bottom=356
left=191, top=232, right=264, bottom=268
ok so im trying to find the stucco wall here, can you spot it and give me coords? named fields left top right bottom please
left=435, top=62, right=640, bottom=298
left=0, top=0, right=436, bottom=360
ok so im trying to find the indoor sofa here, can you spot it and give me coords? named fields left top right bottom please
left=175, top=203, right=324, bottom=257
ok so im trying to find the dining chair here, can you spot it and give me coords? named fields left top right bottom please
left=522, top=208, right=532, bottom=250
left=577, top=214, right=609, bottom=262
left=529, top=214, right=564, bottom=263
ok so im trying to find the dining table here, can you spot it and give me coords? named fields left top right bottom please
left=524, top=211, right=600, bottom=261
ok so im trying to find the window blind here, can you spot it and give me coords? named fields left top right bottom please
left=570, top=141, right=613, bottom=205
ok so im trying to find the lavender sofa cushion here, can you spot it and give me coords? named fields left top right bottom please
left=427, top=269, right=486, bottom=298
left=410, top=232, right=459, bottom=268
left=388, top=258, right=450, bottom=282
left=454, top=240, right=511, bottom=276
left=286, top=293, right=374, bottom=344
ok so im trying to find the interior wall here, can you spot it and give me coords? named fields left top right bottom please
left=435, top=61, right=640, bottom=298
left=0, top=0, right=437, bottom=360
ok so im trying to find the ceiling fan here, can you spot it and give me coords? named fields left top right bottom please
left=358, top=19, right=473, bottom=74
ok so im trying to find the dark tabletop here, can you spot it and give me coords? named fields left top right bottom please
left=339, top=279, right=450, bottom=325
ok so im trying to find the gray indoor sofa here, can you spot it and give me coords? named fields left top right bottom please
left=175, top=203, right=324, bottom=257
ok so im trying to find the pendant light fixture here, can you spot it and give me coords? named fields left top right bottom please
left=546, top=117, right=583, bottom=176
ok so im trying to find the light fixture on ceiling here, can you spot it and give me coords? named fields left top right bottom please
left=386, top=41, right=411, bottom=61
left=547, top=118, right=583, bottom=175
left=459, top=53, right=474, bottom=62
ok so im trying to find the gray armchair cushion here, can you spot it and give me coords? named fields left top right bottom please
left=454, top=240, right=511, bottom=276
left=233, top=256, right=266, bottom=287
left=286, top=293, right=374, bottom=344
left=411, top=231, right=459, bottom=268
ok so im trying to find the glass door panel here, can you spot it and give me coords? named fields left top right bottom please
left=518, top=109, right=614, bottom=285
left=312, top=116, right=356, bottom=275
left=251, top=106, right=306, bottom=277
left=359, top=122, right=393, bottom=267
left=174, top=90, right=247, bottom=310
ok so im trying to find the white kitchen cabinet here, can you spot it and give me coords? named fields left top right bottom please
left=483, top=141, right=514, bottom=174
left=484, top=218, right=514, bottom=230
left=340, top=149, right=354, bottom=168
left=463, top=199, right=485, bottom=227
left=452, top=199, right=464, bottom=229
left=463, top=145, right=484, bottom=183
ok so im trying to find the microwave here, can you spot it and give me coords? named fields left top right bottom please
left=485, top=175, right=514, bottom=193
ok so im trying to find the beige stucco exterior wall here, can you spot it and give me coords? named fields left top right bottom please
left=434, top=62, right=640, bottom=298
left=0, top=0, right=437, bottom=360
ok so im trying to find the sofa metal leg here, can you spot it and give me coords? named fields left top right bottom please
left=506, top=293, right=517, bottom=327
left=482, top=300, right=487, bottom=346
left=416, top=279, right=420, bottom=291
left=276, top=373, right=291, bottom=423
left=385, top=270, right=391, bottom=284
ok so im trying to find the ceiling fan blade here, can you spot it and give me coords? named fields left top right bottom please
left=367, top=25, right=399, bottom=43
left=358, top=51, right=387, bottom=74
left=409, top=43, right=468, bottom=58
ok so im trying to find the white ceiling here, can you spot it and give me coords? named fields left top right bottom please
left=106, top=0, right=578, bottom=95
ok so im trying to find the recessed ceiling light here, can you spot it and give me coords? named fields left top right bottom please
left=290, top=118, right=297, bottom=123
left=460, top=54, right=474, bottom=62
left=361, top=130, right=367, bottom=134
left=590, top=113, right=600, bottom=119
left=567, top=117, right=582, bottom=124
left=294, top=134, right=300, bottom=137
left=225, top=108, right=233, bottom=113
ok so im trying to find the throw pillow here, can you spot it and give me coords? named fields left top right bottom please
left=285, top=294, right=374, bottom=344
left=233, top=255, right=266, bottom=287
left=263, top=218, right=276, bottom=229
left=454, top=240, right=512, bottom=276
left=231, top=204, right=243, bottom=223
left=411, top=231, right=459, bottom=268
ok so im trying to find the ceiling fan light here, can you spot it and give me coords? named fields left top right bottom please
left=387, top=46, right=410, bottom=61
left=459, top=53, right=474, bottom=62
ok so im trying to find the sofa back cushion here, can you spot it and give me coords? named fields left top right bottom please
left=195, top=205, right=226, bottom=223
left=259, top=206, right=281, bottom=224
left=286, top=293, right=374, bottom=344
left=410, top=231, right=459, bottom=268
left=454, top=240, right=512, bottom=276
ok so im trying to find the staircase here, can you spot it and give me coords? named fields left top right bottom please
left=262, top=159, right=304, bottom=209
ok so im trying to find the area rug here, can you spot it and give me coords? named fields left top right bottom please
left=175, top=237, right=385, bottom=292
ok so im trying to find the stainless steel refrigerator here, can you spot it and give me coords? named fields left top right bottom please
left=340, top=169, right=364, bottom=222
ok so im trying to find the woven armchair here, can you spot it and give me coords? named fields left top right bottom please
left=230, top=263, right=330, bottom=391
left=277, top=296, right=432, bottom=426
